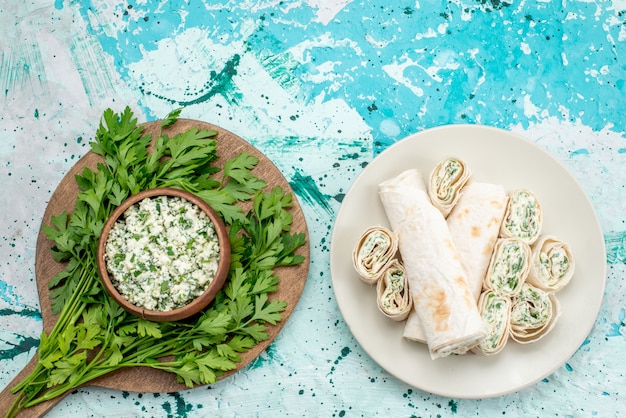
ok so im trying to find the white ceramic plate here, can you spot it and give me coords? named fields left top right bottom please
left=330, top=124, right=606, bottom=399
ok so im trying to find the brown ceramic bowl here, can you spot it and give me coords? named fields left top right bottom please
left=97, top=188, right=231, bottom=322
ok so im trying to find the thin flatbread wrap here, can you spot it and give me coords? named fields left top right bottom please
left=509, top=283, right=561, bottom=344
left=403, top=307, right=427, bottom=343
left=428, top=157, right=472, bottom=218
left=447, top=181, right=509, bottom=301
left=376, top=259, right=413, bottom=321
left=379, top=169, right=485, bottom=359
left=526, top=235, right=575, bottom=293
left=500, top=189, right=543, bottom=245
left=352, top=226, right=398, bottom=285
left=472, top=290, right=511, bottom=356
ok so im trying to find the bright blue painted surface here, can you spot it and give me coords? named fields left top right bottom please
left=2, top=1, right=626, bottom=416
left=72, top=0, right=626, bottom=153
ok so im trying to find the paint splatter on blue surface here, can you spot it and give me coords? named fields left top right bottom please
left=290, top=171, right=333, bottom=217
left=0, top=333, right=39, bottom=361
left=607, top=308, right=625, bottom=337
left=327, top=346, right=351, bottom=377
left=605, top=231, right=626, bottom=264
left=448, top=399, right=458, bottom=413
left=248, top=342, right=279, bottom=370
left=74, top=1, right=626, bottom=154
left=571, top=148, right=591, bottom=157
left=0, top=280, right=19, bottom=305
left=161, top=392, right=195, bottom=418
left=138, top=54, right=243, bottom=107
left=0, top=306, right=41, bottom=320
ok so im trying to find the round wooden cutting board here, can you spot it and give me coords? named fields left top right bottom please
left=0, top=119, right=310, bottom=417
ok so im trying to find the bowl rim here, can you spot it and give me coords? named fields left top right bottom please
left=97, top=187, right=231, bottom=322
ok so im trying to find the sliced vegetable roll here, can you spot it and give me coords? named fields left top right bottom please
left=484, top=237, right=531, bottom=297
left=352, top=225, right=398, bottom=285
left=527, top=235, right=575, bottom=293
left=379, top=169, right=484, bottom=359
left=472, top=290, right=512, bottom=356
left=500, top=188, right=543, bottom=245
left=428, top=157, right=471, bottom=218
left=509, top=283, right=561, bottom=344
left=376, top=259, right=413, bottom=321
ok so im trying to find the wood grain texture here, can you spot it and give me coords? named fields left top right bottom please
left=0, top=120, right=310, bottom=417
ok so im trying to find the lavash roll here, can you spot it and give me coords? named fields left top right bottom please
left=500, top=189, right=543, bottom=245
left=526, top=235, right=575, bottom=293
left=352, top=226, right=398, bottom=285
left=509, top=283, right=561, bottom=344
left=403, top=307, right=427, bottom=343
left=376, top=259, right=412, bottom=321
left=428, top=157, right=472, bottom=218
left=446, top=181, right=509, bottom=301
left=472, top=290, right=512, bottom=356
left=484, top=237, right=531, bottom=297
left=379, top=169, right=484, bottom=359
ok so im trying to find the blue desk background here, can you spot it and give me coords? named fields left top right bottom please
left=1, top=1, right=625, bottom=416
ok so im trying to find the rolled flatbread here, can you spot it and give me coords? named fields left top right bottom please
left=428, top=157, right=471, bottom=218
left=376, top=259, right=412, bottom=321
left=403, top=307, right=427, bottom=343
left=484, top=237, right=531, bottom=297
left=509, top=283, right=561, bottom=344
left=352, top=226, right=398, bottom=285
left=446, top=181, right=509, bottom=301
left=472, top=290, right=512, bottom=356
left=526, top=235, right=575, bottom=293
left=379, top=169, right=485, bottom=359
left=500, top=189, right=543, bottom=245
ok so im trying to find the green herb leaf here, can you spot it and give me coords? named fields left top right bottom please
left=254, top=293, right=285, bottom=326
left=48, top=352, right=86, bottom=387
left=161, top=108, right=184, bottom=127
left=238, top=322, right=268, bottom=342
left=137, top=319, right=163, bottom=339
left=196, top=310, right=232, bottom=336
left=225, top=334, right=256, bottom=352
left=195, top=189, right=246, bottom=224
left=223, top=152, right=266, bottom=195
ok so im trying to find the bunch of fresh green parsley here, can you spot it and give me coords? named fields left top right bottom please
left=6, top=107, right=306, bottom=417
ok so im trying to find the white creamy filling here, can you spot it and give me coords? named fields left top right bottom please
left=358, top=232, right=393, bottom=273
left=433, top=159, right=462, bottom=202
left=510, top=284, right=550, bottom=328
left=490, top=240, right=526, bottom=294
left=504, top=190, right=540, bottom=240
left=105, top=195, right=220, bottom=312
left=380, top=268, right=407, bottom=312
left=539, top=246, right=570, bottom=286
left=480, top=293, right=510, bottom=351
